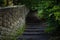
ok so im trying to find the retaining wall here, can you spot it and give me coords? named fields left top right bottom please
left=0, top=5, right=29, bottom=40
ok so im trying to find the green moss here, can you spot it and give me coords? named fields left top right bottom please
left=13, top=24, right=26, bottom=40
left=16, top=24, right=26, bottom=36
left=1, top=25, right=26, bottom=40
left=1, top=24, right=26, bottom=40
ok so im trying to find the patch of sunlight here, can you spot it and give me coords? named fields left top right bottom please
left=37, top=10, right=44, bottom=18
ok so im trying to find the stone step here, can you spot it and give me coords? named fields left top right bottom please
left=23, top=32, right=44, bottom=35
left=26, top=24, right=41, bottom=27
left=18, top=35, right=40, bottom=38
left=25, top=26, right=46, bottom=29
left=18, top=38, right=49, bottom=40
left=24, top=29, right=44, bottom=32
left=26, top=25, right=46, bottom=28
left=23, top=33, right=47, bottom=35
left=18, top=35, right=49, bottom=40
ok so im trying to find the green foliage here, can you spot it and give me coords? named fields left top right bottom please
left=16, top=0, right=52, bottom=10
left=37, top=10, right=44, bottom=18
left=17, top=0, right=60, bottom=32
left=18, top=0, right=60, bottom=32
left=0, top=0, right=13, bottom=7
left=16, top=24, right=25, bottom=37
left=0, top=0, right=5, bottom=6
left=12, top=25, right=26, bottom=40
left=43, top=4, right=60, bottom=32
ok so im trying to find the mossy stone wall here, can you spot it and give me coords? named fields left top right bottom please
left=0, top=5, right=29, bottom=40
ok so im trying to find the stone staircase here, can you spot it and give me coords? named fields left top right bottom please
left=17, top=23, right=50, bottom=40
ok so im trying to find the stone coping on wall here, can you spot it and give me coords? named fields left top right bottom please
left=0, top=5, right=24, bottom=9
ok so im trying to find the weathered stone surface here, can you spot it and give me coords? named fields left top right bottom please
left=0, top=5, right=29, bottom=40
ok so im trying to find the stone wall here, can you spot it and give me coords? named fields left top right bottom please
left=0, top=5, right=29, bottom=40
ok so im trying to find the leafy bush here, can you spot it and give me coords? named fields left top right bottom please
left=43, top=5, right=60, bottom=32
left=0, top=0, right=13, bottom=7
